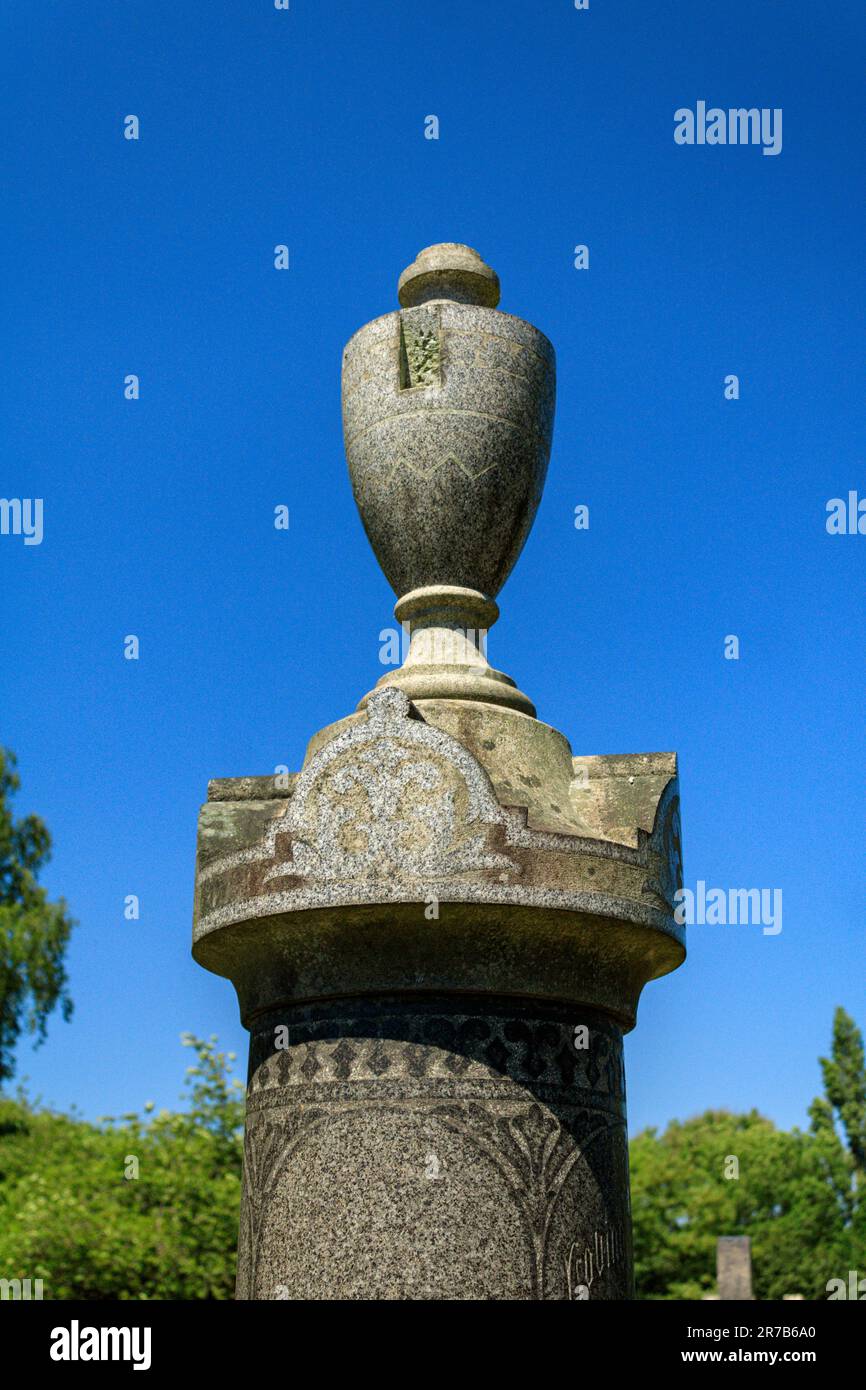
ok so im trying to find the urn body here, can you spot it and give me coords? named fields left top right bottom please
left=341, top=300, right=556, bottom=600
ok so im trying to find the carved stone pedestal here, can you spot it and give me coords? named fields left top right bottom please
left=191, top=244, right=685, bottom=1300
left=194, top=687, right=683, bottom=1300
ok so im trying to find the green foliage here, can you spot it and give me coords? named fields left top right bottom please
left=0, top=747, right=75, bottom=1081
left=0, top=1036, right=243, bottom=1300
left=632, top=1008, right=866, bottom=1299
left=811, top=1006, right=866, bottom=1174
left=1, top=1009, right=864, bottom=1300
left=630, top=1108, right=857, bottom=1299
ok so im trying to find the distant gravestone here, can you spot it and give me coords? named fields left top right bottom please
left=717, top=1236, right=754, bottom=1300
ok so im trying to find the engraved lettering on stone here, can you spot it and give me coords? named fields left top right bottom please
left=565, top=1225, right=625, bottom=1299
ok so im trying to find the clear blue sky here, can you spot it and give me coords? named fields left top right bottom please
left=2, top=1, right=863, bottom=1136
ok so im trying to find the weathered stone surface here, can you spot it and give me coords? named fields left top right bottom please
left=237, top=998, right=631, bottom=1300
left=207, top=775, right=296, bottom=802
left=343, top=244, right=554, bottom=714
left=361, top=586, right=537, bottom=716
left=342, top=296, right=554, bottom=600
left=191, top=243, right=685, bottom=1300
left=397, top=242, right=501, bottom=309
left=717, top=1236, right=754, bottom=1300
left=193, top=688, right=683, bottom=1027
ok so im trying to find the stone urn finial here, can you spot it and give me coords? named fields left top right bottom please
left=342, top=243, right=556, bottom=717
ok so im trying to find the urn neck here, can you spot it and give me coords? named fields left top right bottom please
left=358, top=584, right=536, bottom=717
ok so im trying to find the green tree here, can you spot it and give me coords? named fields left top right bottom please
left=630, top=1108, right=855, bottom=1299
left=0, top=747, right=74, bottom=1081
left=3, top=1009, right=864, bottom=1299
left=0, top=1035, right=243, bottom=1299
left=810, top=1006, right=866, bottom=1174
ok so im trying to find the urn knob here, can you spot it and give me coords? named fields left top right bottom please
left=397, top=243, right=500, bottom=309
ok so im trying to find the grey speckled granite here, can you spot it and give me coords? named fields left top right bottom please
left=342, top=296, right=554, bottom=598
left=238, top=998, right=631, bottom=1300
left=344, top=243, right=553, bottom=715
left=192, top=245, right=685, bottom=1301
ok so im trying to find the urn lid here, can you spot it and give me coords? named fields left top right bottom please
left=397, top=242, right=500, bottom=308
